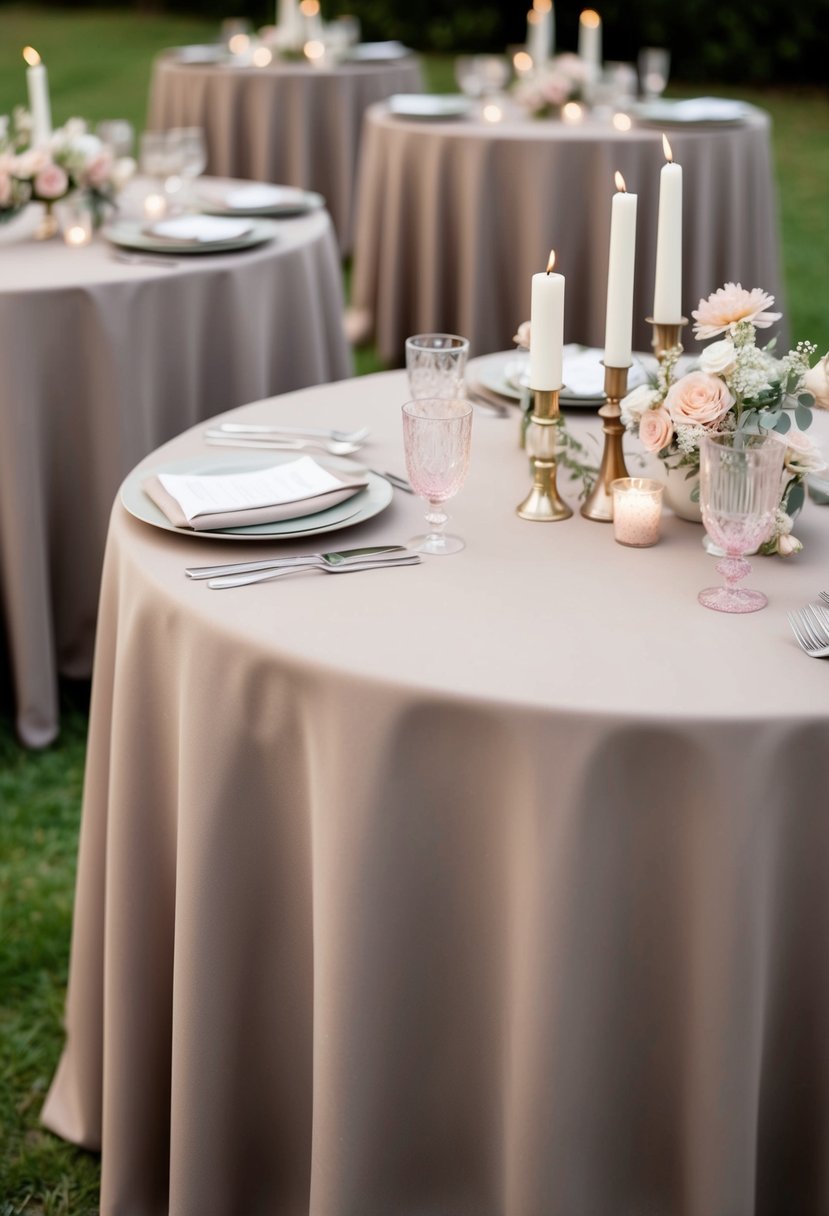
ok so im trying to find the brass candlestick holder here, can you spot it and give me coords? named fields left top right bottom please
left=580, top=363, right=631, bottom=522
left=516, top=387, right=572, bottom=521
left=647, top=316, right=689, bottom=363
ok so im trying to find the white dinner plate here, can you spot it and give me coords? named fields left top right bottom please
left=469, top=348, right=696, bottom=405
left=121, top=452, right=394, bottom=540
left=387, top=94, right=472, bottom=120
left=346, top=41, right=413, bottom=62
left=634, top=97, right=753, bottom=127
left=168, top=44, right=230, bottom=65
left=104, top=218, right=277, bottom=256
left=196, top=185, right=326, bottom=218
left=146, top=215, right=255, bottom=243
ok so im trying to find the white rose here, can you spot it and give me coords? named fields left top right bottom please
left=775, top=428, right=827, bottom=476
left=777, top=533, right=803, bottom=556
left=699, top=338, right=737, bottom=376
left=621, top=383, right=661, bottom=427
left=802, top=353, right=829, bottom=410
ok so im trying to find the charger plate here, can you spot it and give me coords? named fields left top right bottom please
left=121, top=452, right=393, bottom=540
left=104, top=219, right=277, bottom=256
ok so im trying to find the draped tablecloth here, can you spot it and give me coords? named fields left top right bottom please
left=351, top=103, right=786, bottom=362
left=43, top=370, right=829, bottom=1215
left=147, top=53, right=424, bottom=253
left=0, top=192, right=351, bottom=747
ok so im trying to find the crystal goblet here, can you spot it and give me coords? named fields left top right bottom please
left=402, top=398, right=473, bottom=555
left=698, top=433, right=784, bottom=613
left=405, top=333, right=470, bottom=401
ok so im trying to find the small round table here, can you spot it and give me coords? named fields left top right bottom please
left=351, top=101, right=786, bottom=360
left=0, top=184, right=351, bottom=746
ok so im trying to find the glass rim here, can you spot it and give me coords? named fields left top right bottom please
left=611, top=477, right=664, bottom=495
left=405, top=333, right=470, bottom=351
left=402, top=397, right=474, bottom=420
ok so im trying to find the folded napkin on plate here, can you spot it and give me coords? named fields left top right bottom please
left=143, top=456, right=368, bottom=530
left=217, top=184, right=307, bottom=210
left=144, top=215, right=253, bottom=243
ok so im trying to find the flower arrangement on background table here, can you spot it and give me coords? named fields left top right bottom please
left=512, top=54, right=588, bottom=118
left=621, top=283, right=828, bottom=554
left=0, top=108, right=135, bottom=228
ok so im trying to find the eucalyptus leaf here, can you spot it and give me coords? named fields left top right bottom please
left=795, top=404, right=812, bottom=430
left=798, top=392, right=815, bottom=407
left=759, top=409, right=781, bottom=427
left=690, top=482, right=700, bottom=503
left=786, top=482, right=805, bottom=516
left=774, top=412, right=791, bottom=434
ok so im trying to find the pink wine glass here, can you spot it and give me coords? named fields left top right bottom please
left=402, top=398, right=473, bottom=555
left=698, top=432, right=785, bottom=613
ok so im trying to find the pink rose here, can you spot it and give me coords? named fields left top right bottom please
left=638, top=406, right=674, bottom=453
left=84, top=151, right=113, bottom=188
left=665, top=371, right=734, bottom=426
left=802, top=353, right=829, bottom=411
left=0, top=171, right=11, bottom=207
left=33, top=164, right=69, bottom=201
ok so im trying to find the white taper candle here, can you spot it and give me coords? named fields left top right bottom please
left=530, top=250, right=565, bottom=390
left=23, top=47, right=52, bottom=147
left=604, top=172, right=638, bottom=367
left=653, top=134, right=684, bottom=322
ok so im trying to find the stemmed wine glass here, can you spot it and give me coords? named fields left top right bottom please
left=638, top=47, right=670, bottom=100
left=698, top=433, right=784, bottom=613
left=402, top=398, right=473, bottom=555
left=405, top=333, right=469, bottom=400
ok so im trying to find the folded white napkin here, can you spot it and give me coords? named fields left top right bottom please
left=219, top=184, right=307, bottom=210
left=143, top=456, right=367, bottom=530
left=643, top=97, right=750, bottom=123
left=145, top=215, right=253, bottom=243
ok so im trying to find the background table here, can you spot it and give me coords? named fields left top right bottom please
left=43, top=371, right=829, bottom=1215
left=148, top=53, right=424, bottom=253
left=0, top=190, right=350, bottom=747
left=351, top=103, right=786, bottom=361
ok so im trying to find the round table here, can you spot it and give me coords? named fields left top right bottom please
left=148, top=51, right=424, bottom=253
left=0, top=186, right=351, bottom=747
left=43, top=371, right=829, bottom=1215
left=351, top=102, right=786, bottom=361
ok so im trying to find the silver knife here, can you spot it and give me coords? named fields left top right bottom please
left=208, top=554, right=420, bottom=589
left=185, top=544, right=407, bottom=580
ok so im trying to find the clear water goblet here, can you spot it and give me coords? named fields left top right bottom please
left=96, top=119, right=135, bottom=158
left=405, top=333, right=470, bottom=400
left=402, top=398, right=473, bottom=555
left=698, top=433, right=785, bottom=613
left=638, top=47, right=670, bottom=100
left=169, top=127, right=208, bottom=207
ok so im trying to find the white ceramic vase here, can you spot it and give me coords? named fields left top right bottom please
left=662, top=463, right=702, bottom=523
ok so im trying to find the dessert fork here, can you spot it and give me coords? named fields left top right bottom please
left=787, top=604, right=829, bottom=658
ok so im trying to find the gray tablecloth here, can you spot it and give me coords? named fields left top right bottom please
left=352, top=103, right=786, bottom=362
left=148, top=54, right=424, bottom=253
left=43, top=371, right=829, bottom=1215
left=0, top=190, right=351, bottom=747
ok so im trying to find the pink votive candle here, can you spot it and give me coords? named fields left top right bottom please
left=611, top=478, right=664, bottom=547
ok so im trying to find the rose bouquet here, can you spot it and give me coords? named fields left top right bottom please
left=512, top=54, right=588, bottom=119
left=621, top=283, right=827, bottom=554
left=0, top=108, right=135, bottom=226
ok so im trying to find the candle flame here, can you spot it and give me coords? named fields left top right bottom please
left=299, top=0, right=320, bottom=14
left=527, top=9, right=540, bottom=25
left=535, top=0, right=553, bottom=11
left=662, top=133, right=673, bottom=162
left=22, top=46, right=41, bottom=66
left=580, top=9, right=601, bottom=28
left=546, top=250, right=556, bottom=275
left=614, top=171, right=626, bottom=192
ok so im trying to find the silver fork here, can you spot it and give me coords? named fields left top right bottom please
left=819, top=591, right=829, bottom=607
left=186, top=544, right=407, bottom=580
left=203, top=431, right=363, bottom=456
left=217, top=422, right=371, bottom=444
left=207, top=552, right=420, bottom=589
left=787, top=604, right=829, bottom=657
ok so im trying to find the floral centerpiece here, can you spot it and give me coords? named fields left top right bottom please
left=621, top=283, right=827, bottom=554
left=0, top=107, right=135, bottom=228
left=512, top=54, right=588, bottom=119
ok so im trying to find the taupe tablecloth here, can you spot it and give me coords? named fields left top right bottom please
left=0, top=190, right=351, bottom=747
left=43, top=370, right=829, bottom=1215
left=148, top=54, right=424, bottom=253
left=352, top=104, right=786, bottom=362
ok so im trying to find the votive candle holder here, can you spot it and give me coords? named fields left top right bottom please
left=611, top=477, right=664, bottom=547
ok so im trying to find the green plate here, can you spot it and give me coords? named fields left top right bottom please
left=103, top=218, right=277, bottom=256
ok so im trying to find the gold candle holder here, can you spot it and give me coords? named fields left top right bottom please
left=646, top=316, right=689, bottom=363
left=580, top=363, right=631, bottom=522
left=516, top=388, right=572, bottom=521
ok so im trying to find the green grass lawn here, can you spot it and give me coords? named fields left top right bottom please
left=0, top=10, right=827, bottom=1211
